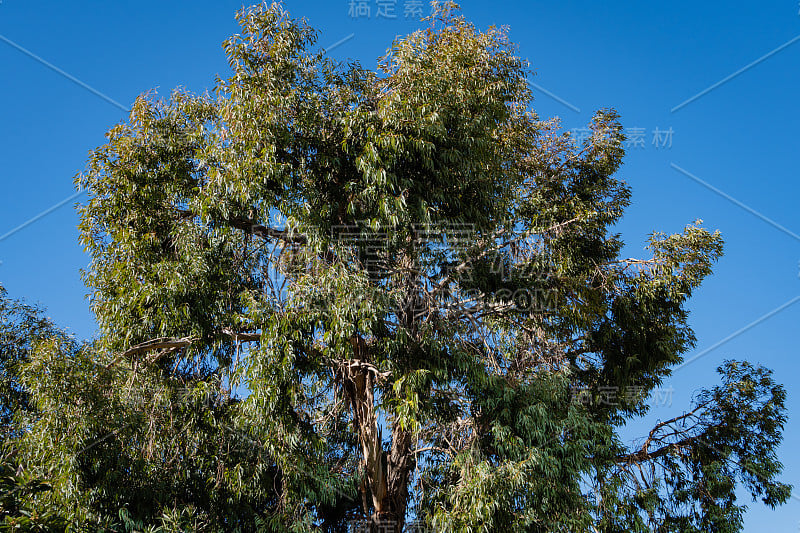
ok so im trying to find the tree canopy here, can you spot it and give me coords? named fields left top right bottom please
left=0, top=2, right=791, bottom=531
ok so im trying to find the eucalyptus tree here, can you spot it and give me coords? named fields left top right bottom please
left=18, top=1, right=789, bottom=531
left=0, top=284, right=53, bottom=438
left=0, top=286, right=70, bottom=531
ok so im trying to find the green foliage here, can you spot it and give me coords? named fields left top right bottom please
left=0, top=287, right=68, bottom=531
left=17, top=337, right=286, bottom=530
left=596, top=361, right=790, bottom=532
left=0, top=284, right=66, bottom=437
left=0, top=451, right=66, bottom=532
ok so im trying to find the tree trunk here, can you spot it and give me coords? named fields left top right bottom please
left=347, top=245, right=421, bottom=532
left=342, top=339, right=416, bottom=532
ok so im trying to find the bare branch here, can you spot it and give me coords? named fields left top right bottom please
left=616, top=402, right=709, bottom=465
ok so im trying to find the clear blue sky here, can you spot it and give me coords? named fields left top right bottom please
left=1, top=1, right=798, bottom=528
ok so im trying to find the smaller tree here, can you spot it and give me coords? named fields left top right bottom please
left=0, top=284, right=62, bottom=437
left=0, top=285, right=68, bottom=531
